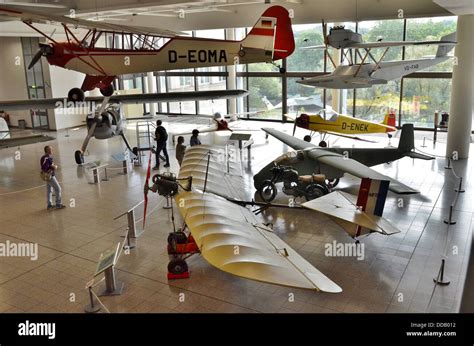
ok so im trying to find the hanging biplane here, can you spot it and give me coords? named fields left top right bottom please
left=286, top=108, right=397, bottom=146
left=0, top=5, right=294, bottom=100
left=298, top=21, right=456, bottom=89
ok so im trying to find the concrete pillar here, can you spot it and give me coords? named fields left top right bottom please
left=146, top=72, right=157, bottom=116
left=330, top=24, right=343, bottom=113
left=446, top=15, right=474, bottom=159
left=226, top=28, right=237, bottom=114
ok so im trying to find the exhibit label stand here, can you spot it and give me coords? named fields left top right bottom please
left=94, top=242, right=124, bottom=296
left=84, top=161, right=109, bottom=184
left=114, top=200, right=145, bottom=249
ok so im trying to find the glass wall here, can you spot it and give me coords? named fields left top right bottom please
left=401, top=78, right=452, bottom=127
left=113, top=16, right=457, bottom=130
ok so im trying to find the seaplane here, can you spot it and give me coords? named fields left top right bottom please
left=286, top=108, right=397, bottom=146
left=298, top=21, right=456, bottom=89
left=0, top=4, right=294, bottom=163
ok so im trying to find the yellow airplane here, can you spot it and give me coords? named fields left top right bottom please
left=289, top=109, right=397, bottom=146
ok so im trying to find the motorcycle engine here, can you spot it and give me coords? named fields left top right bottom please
left=281, top=168, right=299, bottom=195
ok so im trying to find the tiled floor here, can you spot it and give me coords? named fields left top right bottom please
left=0, top=121, right=471, bottom=313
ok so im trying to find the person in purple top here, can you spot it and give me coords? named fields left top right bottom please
left=40, top=145, right=65, bottom=210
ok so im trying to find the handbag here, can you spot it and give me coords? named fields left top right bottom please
left=40, top=170, right=52, bottom=182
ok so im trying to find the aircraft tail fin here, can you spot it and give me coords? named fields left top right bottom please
left=436, top=32, right=456, bottom=57
left=262, top=96, right=274, bottom=110
left=242, top=5, right=295, bottom=60
left=354, top=178, right=390, bottom=237
left=397, top=123, right=414, bottom=152
left=381, top=110, right=396, bottom=128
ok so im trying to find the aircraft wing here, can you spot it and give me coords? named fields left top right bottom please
left=300, top=45, right=326, bottom=50
left=0, top=5, right=182, bottom=37
left=0, top=90, right=248, bottom=111
left=307, top=150, right=419, bottom=194
left=175, top=146, right=342, bottom=292
left=301, top=191, right=401, bottom=235
left=322, top=130, right=378, bottom=143
left=263, top=127, right=419, bottom=194
left=349, top=40, right=456, bottom=49
left=262, top=127, right=316, bottom=151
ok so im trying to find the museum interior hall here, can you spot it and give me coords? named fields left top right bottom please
left=0, top=0, right=472, bottom=324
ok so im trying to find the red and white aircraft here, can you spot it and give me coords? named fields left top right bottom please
left=0, top=5, right=295, bottom=101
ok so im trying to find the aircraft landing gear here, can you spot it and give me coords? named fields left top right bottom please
left=68, top=88, right=85, bottom=102
left=75, top=150, right=84, bottom=165
left=318, top=140, right=328, bottom=147
left=166, top=230, right=199, bottom=280
left=100, top=84, right=114, bottom=97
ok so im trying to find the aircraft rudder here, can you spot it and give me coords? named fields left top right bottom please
left=398, top=123, right=415, bottom=152
left=243, top=5, right=295, bottom=60
left=382, top=110, right=397, bottom=129
left=436, top=32, right=456, bottom=57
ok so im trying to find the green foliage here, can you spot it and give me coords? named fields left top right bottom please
left=247, top=17, right=456, bottom=126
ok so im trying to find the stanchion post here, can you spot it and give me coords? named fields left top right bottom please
left=444, top=158, right=452, bottom=170
left=421, top=137, right=427, bottom=148
left=84, top=286, right=100, bottom=313
left=454, top=177, right=465, bottom=193
left=443, top=205, right=456, bottom=225
left=433, top=259, right=450, bottom=285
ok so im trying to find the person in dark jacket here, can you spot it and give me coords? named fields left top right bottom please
left=40, top=145, right=65, bottom=210
left=190, top=129, right=201, bottom=147
left=154, top=120, right=170, bottom=170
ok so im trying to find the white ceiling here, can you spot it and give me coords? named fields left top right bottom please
left=0, top=0, right=454, bottom=37
left=433, top=0, right=474, bottom=15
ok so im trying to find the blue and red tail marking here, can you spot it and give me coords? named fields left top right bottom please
left=355, top=178, right=390, bottom=237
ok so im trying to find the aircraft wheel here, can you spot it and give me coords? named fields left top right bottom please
left=168, top=258, right=188, bottom=275
left=305, top=184, right=328, bottom=201
left=68, top=88, right=85, bottom=103
left=318, top=140, right=327, bottom=147
left=279, top=67, right=286, bottom=74
left=132, top=147, right=138, bottom=157
left=74, top=150, right=84, bottom=165
left=259, top=180, right=277, bottom=202
left=326, top=178, right=339, bottom=188
left=238, top=49, right=246, bottom=57
left=100, top=84, right=114, bottom=97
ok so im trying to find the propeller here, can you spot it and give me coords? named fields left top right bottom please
left=284, top=112, right=298, bottom=136
left=142, top=149, right=153, bottom=229
left=28, top=43, right=53, bottom=70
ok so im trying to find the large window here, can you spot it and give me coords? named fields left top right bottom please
left=248, top=77, right=282, bottom=120
left=21, top=37, right=48, bottom=129
left=354, top=81, right=401, bottom=122
left=113, top=16, right=456, bottom=130
left=405, top=17, right=457, bottom=72
left=401, top=78, right=452, bottom=127
left=287, top=24, right=324, bottom=72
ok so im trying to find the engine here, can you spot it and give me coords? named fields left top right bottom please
left=85, top=106, right=120, bottom=139
left=327, top=26, right=362, bottom=49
